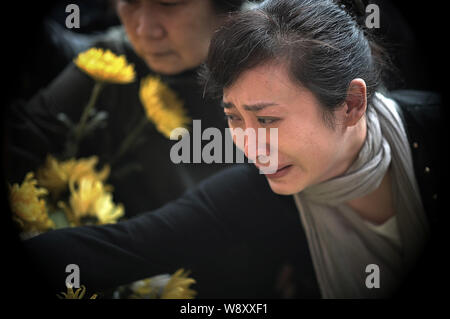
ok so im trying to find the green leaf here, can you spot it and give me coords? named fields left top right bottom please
left=84, top=110, right=109, bottom=135
left=49, top=209, right=70, bottom=229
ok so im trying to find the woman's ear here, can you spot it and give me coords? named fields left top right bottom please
left=342, top=78, right=367, bottom=127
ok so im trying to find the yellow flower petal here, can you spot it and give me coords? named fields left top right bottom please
left=57, top=285, right=97, bottom=299
left=36, top=155, right=110, bottom=200
left=139, top=76, right=191, bottom=139
left=161, top=269, right=197, bottom=299
left=74, top=48, right=136, bottom=84
left=64, top=176, right=124, bottom=226
left=9, top=172, right=54, bottom=233
left=94, top=193, right=124, bottom=225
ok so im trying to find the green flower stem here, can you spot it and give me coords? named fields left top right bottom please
left=110, top=117, right=149, bottom=166
left=64, top=81, right=104, bottom=158
left=76, top=81, right=104, bottom=143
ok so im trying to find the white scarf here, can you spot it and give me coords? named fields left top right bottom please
left=293, top=92, right=430, bottom=298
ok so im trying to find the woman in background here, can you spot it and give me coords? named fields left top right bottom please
left=5, top=0, right=251, bottom=217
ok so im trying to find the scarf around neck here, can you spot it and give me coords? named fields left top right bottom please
left=293, top=92, right=430, bottom=298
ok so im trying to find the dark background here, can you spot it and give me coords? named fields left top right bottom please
left=1, top=0, right=447, bottom=302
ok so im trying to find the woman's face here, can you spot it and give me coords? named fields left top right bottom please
left=223, top=63, right=360, bottom=195
left=116, top=0, right=223, bottom=75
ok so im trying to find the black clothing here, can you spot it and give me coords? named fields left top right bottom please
left=5, top=26, right=234, bottom=217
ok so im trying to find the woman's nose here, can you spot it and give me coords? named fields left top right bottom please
left=243, top=129, right=268, bottom=164
left=136, top=7, right=166, bottom=40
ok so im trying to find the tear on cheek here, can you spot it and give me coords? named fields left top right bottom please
left=227, top=127, right=279, bottom=173
left=258, top=128, right=279, bottom=174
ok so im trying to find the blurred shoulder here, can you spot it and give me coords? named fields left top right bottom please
left=192, top=163, right=296, bottom=221
left=199, top=164, right=273, bottom=197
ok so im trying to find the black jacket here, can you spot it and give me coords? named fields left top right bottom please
left=20, top=90, right=443, bottom=299
left=387, top=90, right=443, bottom=298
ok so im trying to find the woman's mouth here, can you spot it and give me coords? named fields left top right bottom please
left=147, top=51, right=173, bottom=58
left=264, top=164, right=293, bottom=179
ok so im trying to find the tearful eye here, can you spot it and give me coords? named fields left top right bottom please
left=121, top=0, right=139, bottom=4
left=158, top=0, right=183, bottom=6
left=257, top=118, right=279, bottom=125
left=224, top=114, right=241, bottom=122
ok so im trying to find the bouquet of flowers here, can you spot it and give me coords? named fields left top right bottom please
left=8, top=48, right=195, bottom=299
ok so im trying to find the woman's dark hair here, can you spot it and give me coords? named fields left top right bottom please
left=111, top=0, right=251, bottom=13
left=202, top=0, right=391, bottom=127
left=212, top=0, right=258, bottom=13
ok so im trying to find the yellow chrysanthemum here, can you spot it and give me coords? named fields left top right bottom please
left=128, top=270, right=196, bottom=299
left=59, top=177, right=123, bottom=226
left=128, top=278, right=158, bottom=299
left=74, top=48, right=135, bottom=84
left=36, top=155, right=110, bottom=199
left=93, top=192, right=124, bottom=225
left=9, top=172, right=54, bottom=233
left=69, top=178, right=104, bottom=217
left=69, top=157, right=110, bottom=184
left=57, top=285, right=97, bottom=299
left=161, top=269, right=197, bottom=299
left=140, top=76, right=191, bottom=138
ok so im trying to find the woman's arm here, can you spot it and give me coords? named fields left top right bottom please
left=22, top=164, right=299, bottom=297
